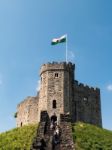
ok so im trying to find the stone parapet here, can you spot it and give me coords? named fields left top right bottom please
left=40, top=62, right=75, bottom=75
left=74, top=80, right=100, bottom=94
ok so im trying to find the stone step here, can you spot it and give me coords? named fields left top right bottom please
left=31, top=112, right=75, bottom=150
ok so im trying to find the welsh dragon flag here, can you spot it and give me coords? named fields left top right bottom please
left=51, top=35, right=66, bottom=45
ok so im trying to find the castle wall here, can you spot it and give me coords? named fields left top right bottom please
left=16, top=61, right=102, bottom=128
left=72, top=80, right=102, bottom=127
left=16, top=96, right=39, bottom=127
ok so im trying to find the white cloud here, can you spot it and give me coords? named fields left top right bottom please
left=36, top=80, right=41, bottom=92
left=107, top=84, right=112, bottom=91
left=68, top=50, right=75, bottom=61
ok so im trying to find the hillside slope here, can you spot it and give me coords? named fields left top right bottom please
left=73, top=122, right=112, bottom=150
left=0, top=122, right=112, bottom=150
left=0, top=124, right=37, bottom=150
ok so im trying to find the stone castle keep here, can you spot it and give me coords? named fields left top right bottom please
left=16, top=62, right=102, bottom=127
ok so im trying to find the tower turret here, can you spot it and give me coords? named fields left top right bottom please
left=38, top=62, right=75, bottom=122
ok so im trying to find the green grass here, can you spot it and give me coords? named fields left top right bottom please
left=1, top=122, right=112, bottom=150
left=73, top=122, right=112, bottom=150
left=0, top=124, right=38, bottom=150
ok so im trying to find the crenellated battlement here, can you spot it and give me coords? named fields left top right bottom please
left=40, top=61, right=75, bottom=75
left=74, top=80, right=100, bottom=94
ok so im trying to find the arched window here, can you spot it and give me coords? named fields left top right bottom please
left=52, top=100, right=56, bottom=109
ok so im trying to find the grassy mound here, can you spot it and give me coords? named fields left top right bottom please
left=73, top=122, right=112, bottom=150
left=0, top=124, right=37, bottom=150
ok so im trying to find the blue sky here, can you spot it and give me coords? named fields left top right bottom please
left=0, top=0, right=112, bottom=132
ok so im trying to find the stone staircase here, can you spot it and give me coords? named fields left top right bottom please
left=30, top=111, right=75, bottom=150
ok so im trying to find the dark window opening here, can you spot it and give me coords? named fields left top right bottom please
left=52, top=100, right=57, bottom=108
left=21, top=122, right=22, bottom=127
left=55, top=73, right=58, bottom=77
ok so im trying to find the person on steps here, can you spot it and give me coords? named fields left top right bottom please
left=51, top=113, right=57, bottom=124
left=40, top=138, right=46, bottom=150
left=52, top=132, right=60, bottom=150
left=51, top=113, right=57, bottom=130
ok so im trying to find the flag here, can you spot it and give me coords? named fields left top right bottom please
left=51, top=35, right=66, bottom=45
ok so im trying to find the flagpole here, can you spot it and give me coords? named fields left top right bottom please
left=66, top=34, right=68, bottom=63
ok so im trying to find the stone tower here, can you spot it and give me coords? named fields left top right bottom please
left=16, top=62, right=102, bottom=127
left=38, top=62, right=75, bottom=122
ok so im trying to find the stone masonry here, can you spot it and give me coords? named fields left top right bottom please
left=16, top=96, right=38, bottom=127
left=16, top=62, right=102, bottom=127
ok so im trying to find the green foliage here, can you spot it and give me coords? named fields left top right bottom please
left=0, top=124, right=38, bottom=150
left=73, top=122, right=112, bottom=150
left=14, top=112, right=18, bottom=118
